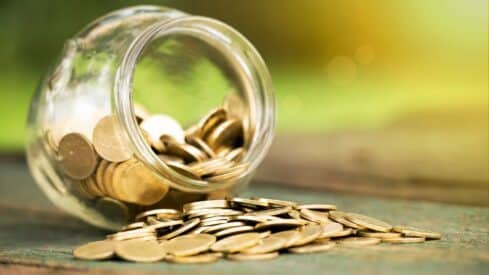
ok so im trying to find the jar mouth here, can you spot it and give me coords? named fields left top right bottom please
left=115, top=15, right=275, bottom=193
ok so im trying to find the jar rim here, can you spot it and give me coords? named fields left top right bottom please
left=115, top=15, right=275, bottom=192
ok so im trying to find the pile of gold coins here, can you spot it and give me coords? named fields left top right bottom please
left=73, top=197, right=441, bottom=263
left=51, top=96, right=248, bottom=208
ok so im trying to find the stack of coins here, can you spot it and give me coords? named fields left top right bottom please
left=49, top=95, right=249, bottom=211
left=73, top=196, right=442, bottom=263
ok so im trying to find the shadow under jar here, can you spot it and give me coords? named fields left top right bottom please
left=25, top=5, right=275, bottom=230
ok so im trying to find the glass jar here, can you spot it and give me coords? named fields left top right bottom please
left=25, top=5, right=275, bottom=230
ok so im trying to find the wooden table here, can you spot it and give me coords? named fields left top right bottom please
left=0, top=160, right=488, bottom=274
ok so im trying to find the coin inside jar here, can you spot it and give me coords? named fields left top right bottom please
left=58, top=133, right=98, bottom=180
left=92, top=115, right=133, bottom=162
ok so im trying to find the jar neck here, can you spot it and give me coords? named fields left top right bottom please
left=114, top=15, right=275, bottom=193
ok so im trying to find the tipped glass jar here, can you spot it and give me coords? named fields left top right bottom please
left=25, top=6, right=275, bottom=230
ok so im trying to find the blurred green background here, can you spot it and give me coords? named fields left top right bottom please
left=0, top=0, right=487, bottom=151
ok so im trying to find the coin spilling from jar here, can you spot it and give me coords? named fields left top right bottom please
left=46, top=94, right=249, bottom=215
left=73, top=196, right=442, bottom=263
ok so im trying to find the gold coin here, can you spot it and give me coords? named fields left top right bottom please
left=288, top=241, right=336, bottom=254
left=297, top=204, right=337, bottom=211
left=95, top=197, right=130, bottom=224
left=58, top=133, right=98, bottom=179
left=337, top=237, right=381, bottom=247
left=253, top=197, right=298, bottom=208
left=43, top=129, right=59, bottom=153
left=166, top=253, right=221, bottom=264
left=318, top=222, right=344, bottom=238
left=392, top=226, right=442, bottom=240
left=299, top=208, right=331, bottom=224
left=186, top=136, right=216, bottom=158
left=95, top=159, right=110, bottom=194
left=165, top=141, right=207, bottom=163
left=84, top=176, right=104, bottom=197
left=358, top=231, right=402, bottom=239
left=227, top=252, right=279, bottom=261
left=145, top=220, right=184, bottom=231
left=223, top=148, right=245, bottom=162
left=270, top=230, right=302, bottom=248
left=198, top=108, right=227, bottom=139
left=230, top=197, right=269, bottom=208
left=113, top=160, right=169, bottom=205
left=345, top=213, right=392, bottom=232
left=166, top=161, right=200, bottom=179
left=160, top=218, right=201, bottom=240
left=329, top=211, right=366, bottom=230
left=115, top=240, right=166, bottom=263
left=135, top=209, right=181, bottom=221
left=185, top=208, right=242, bottom=218
left=107, top=227, right=156, bottom=241
left=140, top=114, right=185, bottom=151
left=254, top=219, right=305, bottom=231
left=223, top=93, right=246, bottom=119
left=327, top=228, right=354, bottom=238
left=205, top=162, right=249, bottom=182
left=205, top=119, right=243, bottom=150
left=190, top=158, right=235, bottom=177
left=72, top=179, right=96, bottom=200
left=200, top=219, right=230, bottom=227
left=102, top=161, right=120, bottom=198
left=160, top=234, right=216, bottom=256
left=73, top=240, right=115, bottom=260
left=183, top=200, right=229, bottom=212
left=120, top=222, right=145, bottom=231
left=201, top=221, right=245, bottom=234
left=291, top=224, right=323, bottom=246
left=382, top=237, right=426, bottom=244
left=245, top=206, right=292, bottom=217
left=242, top=234, right=288, bottom=254
left=157, top=154, right=184, bottom=164
left=214, top=225, right=255, bottom=237
left=92, top=115, right=133, bottom=162
left=211, top=232, right=262, bottom=253
left=231, top=215, right=269, bottom=224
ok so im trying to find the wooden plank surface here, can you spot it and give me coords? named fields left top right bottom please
left=0, top=160, right=488, bottom=275
left=257, top=126, right=489, bottom=206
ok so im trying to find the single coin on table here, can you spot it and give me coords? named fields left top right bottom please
left=115, top=240, right=166, bottom=263
left=227, top=252, right=279, bottom=261
left=382, top=237, right=426, bottom=244
left=392, top=226, right=442, bottom=240
left=160, top=234, right=216, bottom=257
left=73, top=240, right=115, bottom=260
left=288, top=241, right=336, bottom=254
left=92, top=115, right=133, bottom=162
left=58, top=133, right=98, bottom=179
